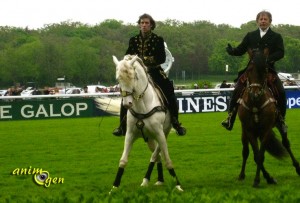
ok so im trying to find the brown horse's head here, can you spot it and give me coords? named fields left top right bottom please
left=246, top=48, right=269, bottom=85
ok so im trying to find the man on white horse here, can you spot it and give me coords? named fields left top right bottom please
left=113, top=13, right=186, bottom=136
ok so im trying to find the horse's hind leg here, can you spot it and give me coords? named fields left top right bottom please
left=256, top=140, right=277, bottom=186
left=260, top=164, right=277, bottom=184
left=156, top=162, right=164, bottom=184
left=141, top=140, right=164, bottom=186
left=156, top=133, right=183, bottom=191
left=279, top=130, right=300, bottom=175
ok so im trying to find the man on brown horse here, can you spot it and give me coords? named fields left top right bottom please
left=221, top=10, right=287, bottom=134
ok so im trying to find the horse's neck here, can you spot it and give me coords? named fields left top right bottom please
left=134, top=68, right=162, bottom=111
left=247, top=67, right=265, bottom=86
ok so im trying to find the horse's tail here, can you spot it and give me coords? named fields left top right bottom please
left=264, top=130, right=288, bottom=159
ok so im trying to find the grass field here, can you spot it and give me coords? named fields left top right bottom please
left=1, top=109, right=300, bottom=202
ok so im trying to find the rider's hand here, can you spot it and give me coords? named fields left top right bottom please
left=226, top=43, right=234, bottom=55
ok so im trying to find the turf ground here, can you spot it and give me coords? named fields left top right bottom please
left=1, top=109, right=300, bottom=202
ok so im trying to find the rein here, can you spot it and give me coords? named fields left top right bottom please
left=120, top=82, right=149, bottom=101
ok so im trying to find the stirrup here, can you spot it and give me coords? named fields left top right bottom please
left=221, top=114, right=233, bottom=131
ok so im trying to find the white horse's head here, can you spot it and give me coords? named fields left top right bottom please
left=113, top=55, right=147, bottom=109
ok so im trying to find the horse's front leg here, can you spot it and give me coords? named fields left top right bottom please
left=239, top=131, right=249, bottom=180
left=259, top=138, right=277, bottom=185
left=250, top=138, right=261, bottom=187
left=111, top=132, right=136, bottom=191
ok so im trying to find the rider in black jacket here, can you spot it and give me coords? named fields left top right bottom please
left=113, top=13, right=186, bottom=136
left=221, top=10, right=287, bottom=135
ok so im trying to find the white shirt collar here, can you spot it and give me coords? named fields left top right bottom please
left=259, top=27, right=269, bottom=38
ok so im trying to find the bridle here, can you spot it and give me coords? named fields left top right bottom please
left=238, top=49, right=276, bottom=122
left=119, top=59, right=149, bottom=101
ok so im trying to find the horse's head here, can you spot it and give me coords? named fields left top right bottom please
left=113, top=55, right=149, bottom=109
left=246, top=48, right=269, bottom=101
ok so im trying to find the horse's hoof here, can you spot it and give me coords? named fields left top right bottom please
left=252, top=183, right=259, bottom=188
left=175, top=185, right=184, bottom=192
left=109, top=186, right=118, bottom=195
left=238, top=174, right=245, bottom=180
left=140, top=178, right=149, bottom=187
left=267, top=178, right=277, bottom=184
left=154, top=181, right=164, bottom=186
left=296, top=167, right=300, bottom=176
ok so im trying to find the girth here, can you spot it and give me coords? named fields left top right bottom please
left=129, top=106, right=167, bottom=142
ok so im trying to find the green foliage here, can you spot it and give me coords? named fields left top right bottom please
left=1, top=109, right=300, bottom=202
left=1, top=20, right=300, bottom=88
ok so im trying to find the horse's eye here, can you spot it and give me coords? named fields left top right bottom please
left=121, top=91, right=127, bottom=97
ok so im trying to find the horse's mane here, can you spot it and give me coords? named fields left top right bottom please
left=116, top=55, right=136, bottom=86
left=246, top=48, right=269, bottom=81
left=116, top=54, right=165, bottom=104
left=117, top=55, right=155, bottom=87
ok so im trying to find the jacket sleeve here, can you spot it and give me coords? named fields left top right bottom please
left=232, top=33, right=250, bottom=56
left=268, top=33, right=284, bottom=63
left=125, top=37, right=135, bottom=55
left=153, top=37, right=166, bottom=66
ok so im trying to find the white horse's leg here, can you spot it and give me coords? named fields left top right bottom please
left=111, top=132, right=136, bottom=189
left=150, top=144, right=164, bottom=185
left=141, top=140, right=164, bottom=187
left=156, top=131, right=183, bottom=191
left=141, top=139, right=157, bottom=186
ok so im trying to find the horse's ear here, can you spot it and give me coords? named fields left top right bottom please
left=129, top=55, right=138, bottom=65
left=112, top=55, right=119, bottom=66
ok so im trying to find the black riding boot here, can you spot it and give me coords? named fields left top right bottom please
left=273, top=76, right=288, bottom=134
left=169, top=95, right=186, bottom=136
left=221, top=102, right=238, bottom=131
left=148, top=66, right=186, bottom=135
left=221, top=81, right=244, bottom=131
left=112, top=103, right=127, bottom=136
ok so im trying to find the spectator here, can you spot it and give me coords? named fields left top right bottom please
left=220, top=80, right=230, bottom=88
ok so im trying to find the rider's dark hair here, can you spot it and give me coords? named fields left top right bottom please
left=137, top=13, right=156, bottom=30
left=256, top=10, right=272, bottom=23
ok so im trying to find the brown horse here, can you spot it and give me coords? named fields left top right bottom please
left=237, top=48, right=300, bottom=187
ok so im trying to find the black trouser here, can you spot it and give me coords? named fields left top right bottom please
left=118, top=66, right=179, bottom=129
left=268, top=72, right=286, bottom=118
left=147, top=66, right=179, bottom=121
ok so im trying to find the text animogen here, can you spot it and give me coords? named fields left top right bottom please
left=11, top=166, right=64, bottom=188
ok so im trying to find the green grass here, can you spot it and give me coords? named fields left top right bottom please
left=1, top=109, right=300, bottom=202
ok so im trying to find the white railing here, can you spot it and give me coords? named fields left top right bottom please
left=1, top=86, right=299, bottom=100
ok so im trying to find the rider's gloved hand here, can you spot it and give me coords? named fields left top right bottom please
left=226, top=43, right=234, bottom=55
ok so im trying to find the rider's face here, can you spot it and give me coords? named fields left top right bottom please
left=257, top=14, right=271, bottom=31
left=139, top=18, right=152, bottom=35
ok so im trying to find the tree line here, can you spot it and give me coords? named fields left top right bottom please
left=0, top=19, right=299, bottom=88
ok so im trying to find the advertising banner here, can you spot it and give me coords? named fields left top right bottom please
left=0, top=90, right=299, bottom=121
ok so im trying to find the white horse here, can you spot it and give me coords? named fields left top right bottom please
left=110, top=55, right=183, bottom=193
